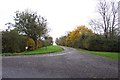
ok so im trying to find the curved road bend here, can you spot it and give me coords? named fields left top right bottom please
left=2, top=47, right=118, bottom=78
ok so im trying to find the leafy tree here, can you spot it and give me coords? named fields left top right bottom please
left=55, top=36, right=67, bottom=46
left=14, top=10, right=48, bottom=49
left=55, top=38, right=59, bottom=45
left=44, top=36, right=53, bottom=47
left=66, top=25, right=93, bottom=47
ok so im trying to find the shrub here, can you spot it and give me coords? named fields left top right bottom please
left=84, top=36, right=103, bottom=51
left=56, top=36, right=66, bottom=46
left=73, top=37, right=84, bottom=48
left=118, top=36, right=120, bottom=52
left=37, top=40, right=44, bottom=48
left=83, top=35, right=120, bottom=52
left=18, top=35, right=27, bottom=52
left=26, top=37, right=35, bottom=51
left=2, top=30, right=20, bottom=53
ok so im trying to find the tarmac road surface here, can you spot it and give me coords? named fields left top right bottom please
left=2, top=47, right=118, bottom=78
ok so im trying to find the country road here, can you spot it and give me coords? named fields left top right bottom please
left=2, top=47, right=118, bottom=78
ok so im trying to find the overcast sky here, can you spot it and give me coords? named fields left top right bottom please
left=0, top=0, right=119, bottom=42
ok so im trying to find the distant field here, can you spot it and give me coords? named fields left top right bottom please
left=2, top=45, right=64, bottom=56
left=78, top=49, right=119, bottom=60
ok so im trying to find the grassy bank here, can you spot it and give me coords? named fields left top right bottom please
left=79, top=49, right=119, bottom=60
left=2, top=45, right=64, bottom=56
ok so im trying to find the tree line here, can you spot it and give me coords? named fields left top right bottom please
left=55, top=0, right=120, bottom=52
left=2, top=10, right=53, bottom=53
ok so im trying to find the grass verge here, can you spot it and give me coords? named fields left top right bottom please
left=78, top=49, right=119, bottom=60
left=2, top=45, right=64, bottom=56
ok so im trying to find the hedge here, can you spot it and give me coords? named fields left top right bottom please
left=83, top=36, right=120, bottom=52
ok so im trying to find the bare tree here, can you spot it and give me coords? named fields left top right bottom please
left=118, top=1, right=120, bottom=36
left=89, top=0, right=118, bottom=38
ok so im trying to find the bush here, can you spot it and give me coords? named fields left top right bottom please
left=84, top=36, right=103, bottom=51
left=83, top=35, right=120, bottom=52
left=56, top=36, right=66, bottom=46
left=73, top=34, right=93, bottom=49
left=2, top=30, right=20, bottom=53
left=26, top=37, right=35, bottom=51
left=73, top=37, right=84, bottom=48
left=37, top=40, right=44, bottom=48
left=2, top=30, right=28, bottom=53
left=101, top=38, right=117, bottom=51
left=18, top=35, right=27, bottom=52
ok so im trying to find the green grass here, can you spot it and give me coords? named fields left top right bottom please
left=2, top=45, right=64, bottom=56
left=78, top=49, right=119, bottom=60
